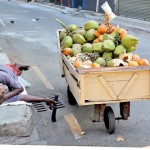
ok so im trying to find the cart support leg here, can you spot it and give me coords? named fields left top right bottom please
left=94, top=104, right=106, bottom=122
left=120, top=102, right=130, bottom=120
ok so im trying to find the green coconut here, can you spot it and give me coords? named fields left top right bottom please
left=59, top=30, right=67, bottom=41
left=67, top=24, right=77, bottom=32
left=111, top=32, right=118, bottom=38
left=126, top=46, right=137, bottom=52
left=61, top=36, right=73, bottom=48
left=102, top=40, right=115, bottom=51
left=72, top=44, right=82, bottom=49
left=103, top=33, right=115, bottom=41
left=114, top=45, right=126, bottom=56
left=92, top=42, right=104, bottom=53
left=121, top=35, right=139, bottom=48
left=82, top=43, right=93, bottom=53
left=85, top=29, right=96, bottom=41
left=94, top=57, right=106, bottom=66
left=102, top=52, right=113, bottom=61
left=72, top=44, right=82, bottom=55
left=73, top=28, right=86, bottom=37
left=73, top=34, right=86, bottom=44
left=84, top=20, right=99, bottom=30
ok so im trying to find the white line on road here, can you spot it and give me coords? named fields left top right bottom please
left=31, top=66, right=54, bottom=90
left=0, top=19, right=5, bottom=26
left=64, top=113, right=85, bottom=139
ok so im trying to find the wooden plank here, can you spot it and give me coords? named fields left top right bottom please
left=82, top=97, right=150, bottom=105
left=62, top=54, right=79, bottom=80
left=77, top=66, right=150, bottom=74
left=94, top=104, right=106, bottom=122
left=118, top=73, right=138, bottom=99
left=98, top=75, right=117, bottom=100
left=56, top=30, right=65, bottom=77
left=78, top=74, right=85, bottom=105
left=63, top=65, right=81, bottom=105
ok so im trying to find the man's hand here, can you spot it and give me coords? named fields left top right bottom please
left=45, top=98, right=56, bottom=108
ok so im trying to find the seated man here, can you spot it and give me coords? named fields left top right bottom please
left=0, top=63, right=55, bottom=106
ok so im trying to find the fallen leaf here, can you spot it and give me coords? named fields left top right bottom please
left=116, top=136, right=124, bottom=142
left=44, top=121, right=48, bottom=127
left=80, top=132, right=85, bottom=135
left=144, top=146, right=150, bottom=148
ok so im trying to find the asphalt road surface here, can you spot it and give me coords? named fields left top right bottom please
left=0, top=0, right=150, bottom=147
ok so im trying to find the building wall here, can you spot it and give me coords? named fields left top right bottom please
left=82, top=0, right=97, bottom=12
left=117, top=0, right=150, bottom=21
left=23, top=0, right=150, bottom=21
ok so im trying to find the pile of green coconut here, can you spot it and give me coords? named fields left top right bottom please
left=56, top=19, right=145, bottom=68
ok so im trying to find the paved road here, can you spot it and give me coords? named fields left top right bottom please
left=0, top=0, right=150, bottom=147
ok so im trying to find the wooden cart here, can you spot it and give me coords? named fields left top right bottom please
left=57, top=30, right=150, bottom=134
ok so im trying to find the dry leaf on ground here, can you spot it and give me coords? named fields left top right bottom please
left=116, top=136, right=124, bottom=142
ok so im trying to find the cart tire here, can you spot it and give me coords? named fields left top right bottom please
left=104, top=106, right=115, bottom=134
left=67, top=86, right=77, bottom=105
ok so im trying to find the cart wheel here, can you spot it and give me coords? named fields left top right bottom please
left=104, top=106, right=115, bottom=134
left=67, top=86, right=77, bottom=105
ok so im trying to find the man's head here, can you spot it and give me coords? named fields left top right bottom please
left=0, top=83, right=8, bottom=96
left=14, top=64, right=30, bottom=71
left=6, top=63, right=30, bottom=76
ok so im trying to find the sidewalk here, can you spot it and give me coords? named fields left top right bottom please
left=30, top=1, right=150, bottom=33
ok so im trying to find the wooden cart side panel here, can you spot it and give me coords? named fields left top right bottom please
left=77, top=65, right=150, bottom=73
left=56, top=30, right=64, bottom=77
left=117, top=71, right=150, bottom=100
left=79, top=74, right=86, bottom=105
left=62, top=54, right=79, bottom=80
left=63, top=65, right=85, bottom=105
left=83, top=70, right=150, bottom=103
left=117, top=73, right=138, bottom=99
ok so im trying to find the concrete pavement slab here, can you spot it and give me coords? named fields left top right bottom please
left=0, top=127, right=47, bottom=145
left=0, top=105, right=34, bottom=137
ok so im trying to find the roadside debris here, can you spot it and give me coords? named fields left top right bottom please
left=10, top=20, right=14, bottom=24
left=116, top=136, right=125, bottom=142
left=44, top=121, right=48, bottom=127
left=32, top=17, right=45, bottom=22
left=80, top=131, right=85, bottom=135
left=32, top=18, right=39, bottom=21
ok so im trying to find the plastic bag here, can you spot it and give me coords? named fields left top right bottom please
left=101, top=1, right=116, bottom=20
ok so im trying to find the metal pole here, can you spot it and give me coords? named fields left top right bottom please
left=114, top=0, right=119, bottom=15
left=96, top=0, right=99, bottom=13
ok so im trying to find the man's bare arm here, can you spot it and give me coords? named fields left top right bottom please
left=0, top=87, right=23, bottom=104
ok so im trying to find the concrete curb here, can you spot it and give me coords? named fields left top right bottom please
left=30, top=1, right=150, bottom=33
left=0, top=105, right=34, bottom=137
